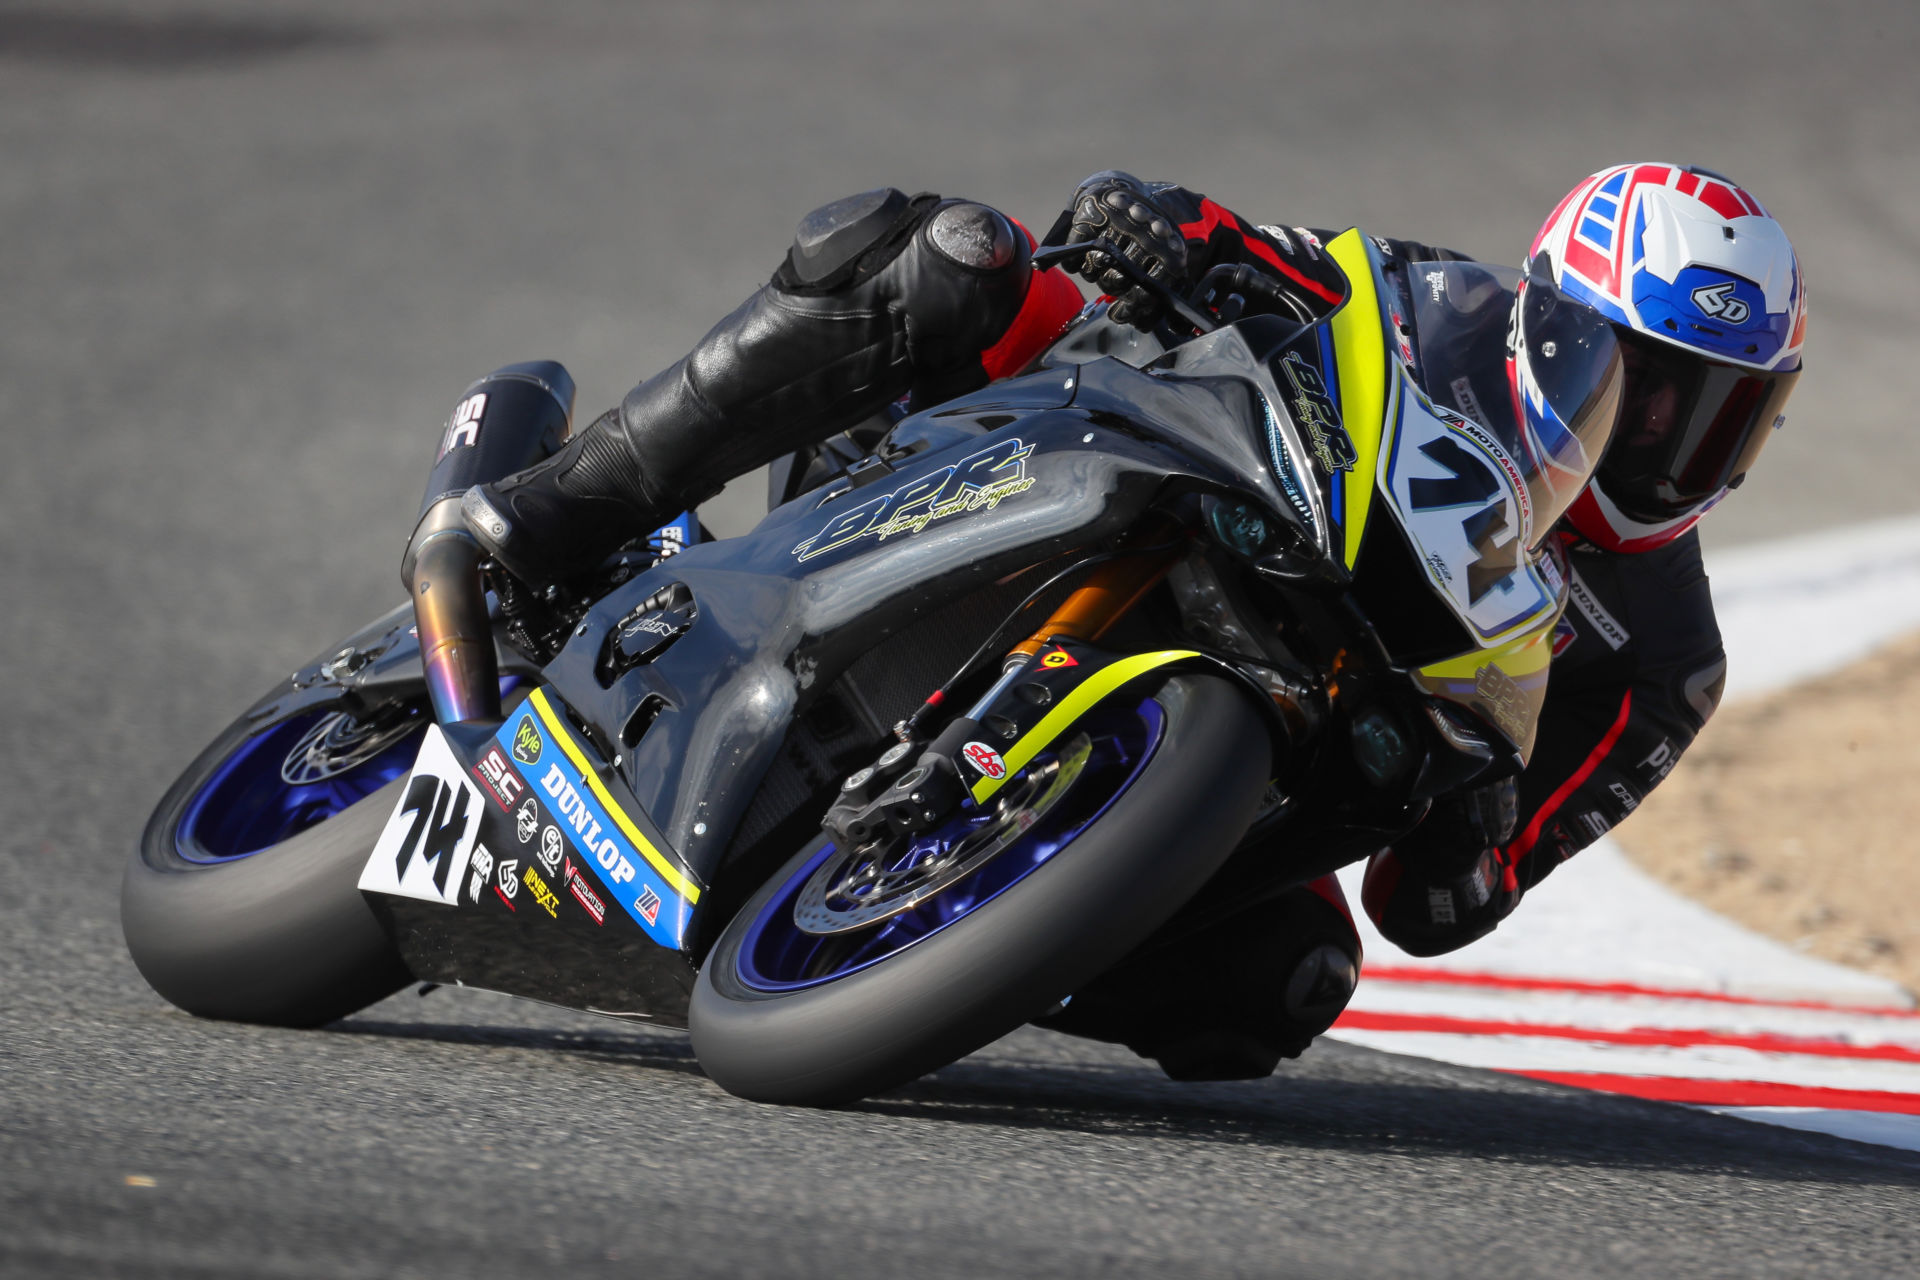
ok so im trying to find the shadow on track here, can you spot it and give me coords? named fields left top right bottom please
left=336, top=1016, right=707, bottom=1080
left=329, top=1015, right=1920, bottom=1187
left=864, top=1044, right=1920, bottom=1187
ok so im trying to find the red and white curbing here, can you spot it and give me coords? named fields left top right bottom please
left=1328, top=515, right=1920, bottom=1153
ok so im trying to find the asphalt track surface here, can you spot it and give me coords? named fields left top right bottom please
left=6, top=2, right=1920, bottom=1275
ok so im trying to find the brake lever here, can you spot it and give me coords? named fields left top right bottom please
left=1031, top=239, right=1218, bottom=336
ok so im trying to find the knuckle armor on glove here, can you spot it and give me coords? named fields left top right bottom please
left=1064, top=171, right=1188, bottom=329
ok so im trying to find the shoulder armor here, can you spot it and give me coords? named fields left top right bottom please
left=925, top=202, right=1017, bottom=271
left=788, top=187, right=913, bottom=285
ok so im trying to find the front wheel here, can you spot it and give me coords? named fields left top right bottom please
left=122, top=697, right=426, bottom=1027
left=689, top=673, right=1272, bottom=1106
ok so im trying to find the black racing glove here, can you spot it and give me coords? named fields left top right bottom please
left=1062, top=171, right=1190, bottom=330
left=1361, top=777, right=1521, bottom=957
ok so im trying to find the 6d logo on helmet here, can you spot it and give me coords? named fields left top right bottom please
left=1689, top=280, right=1751, bottom=324
left=512, top=715, right=543, bottom=766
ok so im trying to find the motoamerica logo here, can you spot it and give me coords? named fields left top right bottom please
left=791, top=437, right=1037, bottom=562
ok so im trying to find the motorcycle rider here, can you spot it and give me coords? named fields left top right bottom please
left=459, top=165, right=1806, bottom=1078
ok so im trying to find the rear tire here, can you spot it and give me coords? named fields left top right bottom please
left=690, top=673, right=1271, bottom=1106
left=122, top=708, right=417, bottom=1027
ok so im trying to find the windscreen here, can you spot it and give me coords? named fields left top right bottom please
left=1409, top=259, right=1622, bottom=541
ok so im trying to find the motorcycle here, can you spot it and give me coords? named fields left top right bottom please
left=124, top=227, right=1612, bottom=1105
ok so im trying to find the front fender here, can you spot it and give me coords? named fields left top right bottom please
left=960, top=638, right=1296, bottom=806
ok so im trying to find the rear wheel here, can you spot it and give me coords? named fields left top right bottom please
left=690, top=673, right=1271, bottom=1106
left=122, top=699, right=426, bottom=1027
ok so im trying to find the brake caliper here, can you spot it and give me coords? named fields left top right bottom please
left=822, top=739, right=968, bottom=848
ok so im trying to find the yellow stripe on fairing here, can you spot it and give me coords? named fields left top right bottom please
left=1324, top=229, right=1394, bottom=570
left=529, top=687, right=702, bottom=902
left=1418, top=624, right=1555, bottom=682
left=970, top=650, right=1201, bottom=804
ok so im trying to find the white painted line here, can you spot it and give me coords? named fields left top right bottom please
left=1337, top=841, right=1912, bottom=1010
left=1695, top=1106, right=1920, bottom=1154
left=1344, top=984, right=1920, bottom=1046
left=1707, top=513, right=1920, bottom=702
left=1329, top=1030, right=1920, bottom=1093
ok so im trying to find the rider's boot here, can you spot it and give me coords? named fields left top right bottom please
left=1036, top=875, right=1363, bottom=1081
left=463, top=189, right=1034, bottom=589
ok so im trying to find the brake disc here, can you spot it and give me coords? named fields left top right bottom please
left=791, top=732, right=1093, bottom=936
left=279, top=707, right=423, bottom=786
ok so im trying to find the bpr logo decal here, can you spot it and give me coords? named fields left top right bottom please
left=1689, top=281, right=1751, bottom=324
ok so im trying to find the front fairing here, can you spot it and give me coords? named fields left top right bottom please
left=1260, top=231, right=1573, bottom=759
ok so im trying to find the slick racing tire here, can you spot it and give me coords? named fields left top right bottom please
left=122, top=701, right=421, bottom=1028
left=691, top=673, right=1270, bottom=1106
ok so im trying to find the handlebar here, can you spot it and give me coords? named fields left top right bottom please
left=1033, top=240, right=1315, bottom=337
left=1032, top=239, right=1221, bottom=336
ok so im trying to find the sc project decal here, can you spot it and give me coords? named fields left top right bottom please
left=439, top=393, right=485, bottom=458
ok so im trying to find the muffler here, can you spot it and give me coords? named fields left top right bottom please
left=401, top=361, right=575, bottom=725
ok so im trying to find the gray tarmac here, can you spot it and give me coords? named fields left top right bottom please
left=6, top=2, right=1920, bottom=1275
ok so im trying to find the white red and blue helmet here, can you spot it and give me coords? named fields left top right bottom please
left=1521, top=163, right=1807, bottom=551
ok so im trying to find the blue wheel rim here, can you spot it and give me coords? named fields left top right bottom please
left=173, top=708, right=426, bottom=864
left=734, top=697, right=1166, bottom=992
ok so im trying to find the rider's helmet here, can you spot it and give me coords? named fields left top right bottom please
left=1522, top=163, right=1807, bottom=551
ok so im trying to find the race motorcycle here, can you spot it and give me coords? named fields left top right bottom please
left=124, top=229, right=1617, bottom=1106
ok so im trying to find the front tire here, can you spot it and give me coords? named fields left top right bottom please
left=122, top=702, right=422, bottom=1027
left=690, top=673, right=1271, bottom=1106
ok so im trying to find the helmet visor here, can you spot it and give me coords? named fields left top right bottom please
left=1606, top=332, right=1800, bottom=521
left=1516, top=259, right=1624, bottom=525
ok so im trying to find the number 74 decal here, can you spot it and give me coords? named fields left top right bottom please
left=359, top=726, right=485, bottom=905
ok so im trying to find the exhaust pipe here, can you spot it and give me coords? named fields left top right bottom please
left=401, top=361, right=575, bottom=726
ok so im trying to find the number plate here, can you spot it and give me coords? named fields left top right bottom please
left=358, top=725, right=486, bottom=906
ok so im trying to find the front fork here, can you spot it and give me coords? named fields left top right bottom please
left=823, top=532, right=1188, bottom=845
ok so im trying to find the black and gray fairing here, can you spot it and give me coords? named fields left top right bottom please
left=531, top=348, right=1310, bottom=887
left=1045, top=310, right=1330, bottom=559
